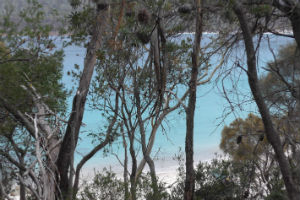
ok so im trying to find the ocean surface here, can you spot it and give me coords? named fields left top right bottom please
left=58, top=33, right=294, bottom=175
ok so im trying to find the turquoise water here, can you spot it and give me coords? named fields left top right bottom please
left=60, top=34, right=294, bottom=168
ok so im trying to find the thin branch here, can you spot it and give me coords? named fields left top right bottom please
left=265, top=29, right=294, bottom=38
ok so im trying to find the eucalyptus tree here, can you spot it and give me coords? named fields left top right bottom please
left=87, top=1, right=196, bottom=198
left=0, top=0, right=114, bottom=199
left=0, top=1, right=67, bottom=199
left=83, top=0, right=224, bottom=199
left=260, top=43, right=300, bottom=133
left=0, top=1, right=237, bottom=199
left=183, top=1, right=203, bottom=199
left=220, top=114, right=290, bottom=198
left=260, top=42, right=300, bottom=194
left=227, top=1, right=300, bottom=199
left=194, top=0, right=300, bottom=199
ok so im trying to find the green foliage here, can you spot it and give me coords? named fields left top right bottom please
left=249, top=4, right=272, bottom=18
left=265, top=168, right=288, bottom=200
left=138, top=173, right=169, bottom=200
left=266, top=187, right=288, bottom=200
left=78, top=168, right=169, bottom=200
left=260, top=43, right=300, bottom=111
left=69, top=0, right=82, bottom=9
left=196, top=156, right=258, bottom=199
left=68, top=7, right=95, bottom=40
left=0, top=0, right=67, bottom=196
left=259, top=42, right=300, bottom=194
left=169, top=155, right=250, bottom=200
left=79, top=168, right=124, bottom=200
left=0, top=0, right=67, bottom=115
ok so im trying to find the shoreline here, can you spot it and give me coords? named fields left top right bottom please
left=79, top=146, right=222, bottom=186
left=48, top=30, right=294, bottom=37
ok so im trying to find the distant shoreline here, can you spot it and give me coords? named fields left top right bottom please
left=1, top=30, right=292, bottom=37
left=47, top=30, right=294, bottom=37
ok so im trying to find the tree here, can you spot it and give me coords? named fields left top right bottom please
left=194, top=158, right=246, bottom=200
left=260, top=42, right=300, bottom=119
left=231, top=1, right=300, bottom=199
left=56, top=3, right=110, bottom=199
left=220, top=114, right=267, bottom=161
left=0, top=0, right=112, bottom=199
left=220, top=114, right=290, bottom=198
left=170, top=155, right=249, bottom=200
left=0, top=1, right=67, bottom=199
left=184, top=0, right=203, bottom=199
left=86, top=1, right=199, bottom=198
left=245, top=0, right=300, bottom=49
left=260, top=42, right=300, bottom=190
left=79, top=168, right=124, bottom=200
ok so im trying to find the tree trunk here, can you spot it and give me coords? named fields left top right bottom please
left=72, top=92, right=119, bottom=199
left=184, top=1, right=202, bottom=200
left=289, top=10, right=300, bottom=50
left=129, top=132, right=137, bottom=200
left=122, top=126, right=129, bottom=200
left=19, top=182, right=25, bottom=200
left=55, top=5, right=109, bottom=199
left=19, top=157, right=26, bottom=200
left=232, top=2, right=300, bottom=200
left=134, top=86, right=159, bottom=199
left=43, top=174, right=56, bottom=200
left=121, top=94, right=137, bottom=200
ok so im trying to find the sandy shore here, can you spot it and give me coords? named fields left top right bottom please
left=80, top=145, right=221, bottom=185
left=8, top=146, right=221, bottom=199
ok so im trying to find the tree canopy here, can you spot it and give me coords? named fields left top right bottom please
left=1, top=0, right=300, bottom=200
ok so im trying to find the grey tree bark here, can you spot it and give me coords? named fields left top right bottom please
left=121, top=125, right=129, bottom=200
left=184, top=0, right=203, bottom=199
left=232, top=2, right=300, bottom=200
left=55, top=5, right=109, bottom=199
left=134, top=85, right=159, bottom=199
left=129, top=129, right=137, bottom=200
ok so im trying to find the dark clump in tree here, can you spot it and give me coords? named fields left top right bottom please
left=137, top=9, right=150, bottom=24
left=136, top=31, right=151, bottom=44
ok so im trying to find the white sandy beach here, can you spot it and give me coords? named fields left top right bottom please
left=79, top=145, right=222, bottom=186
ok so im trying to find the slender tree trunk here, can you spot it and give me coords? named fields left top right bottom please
left=134, top=102, right=181, bottom=180
left=19, top=177, right=26, bottom=200
left=55, top=5, right=109, bottom=199
left=19, top=156, right=26, bottom=200
left=184, top=1, right=202, bottom=200
left=129, top=132, right=137, bottom=200
left=120, top=93, right=137, bottom=200
left=72, top=91, right=119, bottom=199
left=134, top=87, right=159, bottom=199
left=122, top=125, right=129, bottom=200
left=232, top=2, right=300, bottom=200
